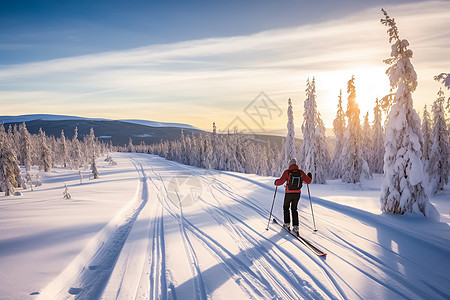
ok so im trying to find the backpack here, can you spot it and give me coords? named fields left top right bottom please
left=287, top=170, right=302, bottom=190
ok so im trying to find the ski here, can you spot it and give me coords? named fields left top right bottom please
left=273, top=218, right=327, bottom=256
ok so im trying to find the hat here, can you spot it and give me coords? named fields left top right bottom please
left=288, top=158, right=297, bottom=166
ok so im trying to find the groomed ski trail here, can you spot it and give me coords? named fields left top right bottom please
left=35, top=153, right=449, bottom=300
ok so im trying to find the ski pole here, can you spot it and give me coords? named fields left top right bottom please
left=307, top=184, right=318, bottom=232
left=266, top=186, right=278, bottom=230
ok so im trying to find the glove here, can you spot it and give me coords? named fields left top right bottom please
left=274, top=179, right=278, bottom=185
left=307, top=172, right=312, bottom=179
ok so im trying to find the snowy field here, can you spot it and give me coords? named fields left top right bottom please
left=0, top=152, right=449, bottom=299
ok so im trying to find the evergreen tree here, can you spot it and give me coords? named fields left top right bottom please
left=421, top=105, right=432, bottom=163
left=19, top=122, right=33, bottom=171
left=91, top=157, right=99, bottom=179
left=341, top=76, right=363, bottom=183
left=301, top=78, right=317, bottom=174
left=314, top=113, right=331, bottom=183
left=330, top=90, right=346, bottom=179
left=59, top=130, right=69, bottom=168
left=128, top=138, right=135, bottom=153
left=371, top=98, right=385, bottom=173
left=0, top=147, right=21, bottom=196
left=38, top=128, right=52, bottom=172
left=71, top=127, right=82, bottom=169
left=211, top=122, right=218, bottom=169
left=0, top=128, right=22, bottom=196
left=379, top=9, right=437, bottom=218
left=285, top=98, right=297, bottom=162
left=362, top=112, right=373, bottom=171
left=301, top=78, right=328, bottom=183
left=428, top=88, right=449, bottom=193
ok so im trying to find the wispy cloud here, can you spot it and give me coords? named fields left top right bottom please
left=1, top=1, right=449, bottom=129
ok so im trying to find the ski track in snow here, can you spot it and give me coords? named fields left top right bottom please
left=32, top=153, right=450, bottom=300
left=145, top=156, right=345, bottom=300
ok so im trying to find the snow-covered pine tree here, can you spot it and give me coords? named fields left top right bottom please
left=59, top=130, right=69, bottom=168
left=19, top=122, right=33, bottom=171
left=128, top=138, right=135, bottom=153
left=301, top=78, right=317, bottom=174
left=210, top=122, right=218, bottom=169
left=362, top=112, right=373, bottom=171
left=301, top=78, right=328, bottom=183
left=330, top=90, right=346, bottom=179
left=314, top=113, right=331, bottom=183
left=379, top=9, right=438, bottom=219
left=71, top=127, right=82, bottom=169
left=91, top=156, right=99, bottom=179
left=285, top=98, right=297, bottom=162
left=421, top=105, right=432, bottom=163
left=0, top=147, right=22, bottom=196
left=38, top=128, right=52, bottom=172
left=371, top=98, right=385, bottom=173
left=0, top=129, right=22, bottom=196
left=428, top=88, right=449, bottom=193
left=341, top=76, right=364, bottom=183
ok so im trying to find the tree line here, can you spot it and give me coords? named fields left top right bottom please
left=0, top=124, right=107, bottom=196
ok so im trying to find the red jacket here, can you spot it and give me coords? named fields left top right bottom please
left=275, top=164, right=311, bottom=193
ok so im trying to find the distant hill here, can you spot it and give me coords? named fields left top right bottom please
left=1, top=115, right=203, bottom=146
left=1, top=114, right=297, bottom=148
left=0, top=114, right=197, bottom=130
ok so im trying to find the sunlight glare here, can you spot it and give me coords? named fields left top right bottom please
left=315, top=66, right=391, bottom=126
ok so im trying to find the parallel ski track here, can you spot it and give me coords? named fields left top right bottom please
left=148, top=202, right=167, bottom=300
left=201, top=180, right=345, bottom=300
left=146, top=164, right=208, bottom=300
left=141, top=155, right=346, bottom=300
left=145, top=162, right=276, bottom=299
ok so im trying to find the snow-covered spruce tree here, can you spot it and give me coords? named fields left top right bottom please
left=19, top=122, right=33, bottom=171
left=210, top=122, right=218, bottom=169
left=379, top=9, right=438, bottom=218
left=301, top=78, right=328, bottom=183
left=38, top=128, right=52, bottom=172
left=285, top=98, right=297, bottom=162
left=71, top=127, right=82, bottom=169
left=341, top=76, right=364, bottom=183
left=421, top=105, right=432, bottom=164
left=301, top=78, right=317, bottom=174
left=371, top=98, right=385, bottom=173
left=330, top=90, right=346, bottom=179
left=428, top=88, right=449, bottom=193
left=127, top=138, right=135, bottom=153
left=91, top=156, right=99, bottom=179
left=314, top=113, right=331, bottom=183
left=0, top=132, right=22, bottom=196
left=58, top=130, right=69, bottom=168
left=362, top=112, right=373, bottom=171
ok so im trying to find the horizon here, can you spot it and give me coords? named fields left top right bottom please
left=1, top=0, right=449, bottom=131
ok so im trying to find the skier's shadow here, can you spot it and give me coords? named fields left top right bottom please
left=171, top=218, right=326, bottom=299
left=375, top=214, right=450, bottom=298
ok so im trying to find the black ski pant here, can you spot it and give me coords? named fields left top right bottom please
left=283, top=193, right=301, bottom=226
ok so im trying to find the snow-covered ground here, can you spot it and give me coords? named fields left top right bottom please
left=0, top=153, right=449, bottom=299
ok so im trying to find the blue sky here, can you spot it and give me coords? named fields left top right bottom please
left=1, top=0, right=413, bottom=64
left=1, top=0, right=449, bottom=130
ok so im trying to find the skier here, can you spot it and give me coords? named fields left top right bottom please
left=274, top=158, right=312, bottom=235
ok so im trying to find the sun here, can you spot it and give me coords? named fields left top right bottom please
left=315, top=66, right=391, bottom=127
left=352, top=66, right=392, bottom=116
